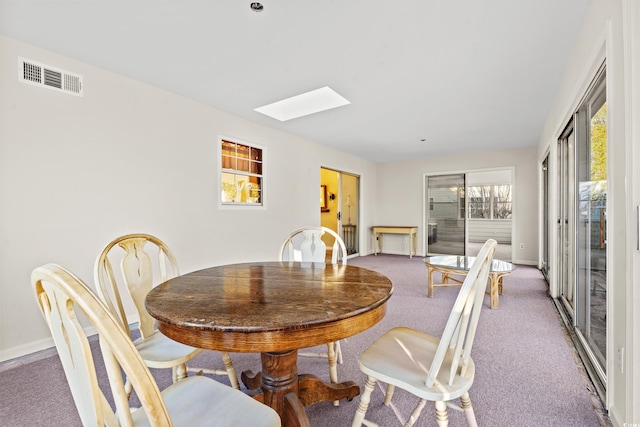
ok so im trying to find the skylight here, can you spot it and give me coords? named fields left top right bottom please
left=254, top=86, right=350, bottom=121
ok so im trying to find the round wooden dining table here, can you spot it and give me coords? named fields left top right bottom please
left=145, top=261, right=393, bottom=427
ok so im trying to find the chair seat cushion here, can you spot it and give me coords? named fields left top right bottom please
left=131, top=375, right=281, bottom=427
left=358, top=326, right=475, bottom=401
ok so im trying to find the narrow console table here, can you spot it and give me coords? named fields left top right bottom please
left=371, top=226, right=418, bottom=258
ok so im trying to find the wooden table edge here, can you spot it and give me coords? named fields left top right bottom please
left=156, top=302, right=389, bottom=353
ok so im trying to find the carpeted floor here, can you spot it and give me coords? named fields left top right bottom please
left=0, top=254, right=607, bottom=426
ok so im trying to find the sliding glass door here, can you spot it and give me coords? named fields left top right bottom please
left=558, top=121, right=576, bottom=314
left=425, top=171, right=513, bottom=258
left=555, top=65, right=607, bottom=398
left=575, top=69, right=607, bottom=378
left=320, top=167, right=360, bottom=257
left=542, top=155, right=550, bottom=281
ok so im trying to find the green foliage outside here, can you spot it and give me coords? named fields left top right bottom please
left=590, top=103, right=607, bottom=182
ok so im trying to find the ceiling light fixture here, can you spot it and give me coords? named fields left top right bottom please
left=250, top=2, right=264, bottom=12
left=254, top=86, right=350, bottom=121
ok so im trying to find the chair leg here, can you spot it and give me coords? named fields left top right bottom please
left=352, top=376, right=376, bottom=427
left=173, top=363, right=188, bottom=382
left=221, top=351, right=240, bottom=389
left=460, top=392, right=478, bottom=427
left=335, top=340, right=343, bottom=364
left=435, top=400, right=448, bottom=427
left=383, top=384, right=395, bottom=406
left=188, top=352, right=240, bottom=389
left=327, top=342, right=340, bottom=406
left=404, top=399, right=426, bottom=427
left=327, top=342, right=338, bottom=383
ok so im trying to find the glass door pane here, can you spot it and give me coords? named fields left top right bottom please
left=575, top=72, right=607, bottom=374
left=542, top=155, right=550, bottom=281
left=558, top=124, right=576, bottom=314
left=465, top=170, right=513, bottom=260
left=341, top=173, right=359, bottom=255
left=426, top=174, right=465, bottom=255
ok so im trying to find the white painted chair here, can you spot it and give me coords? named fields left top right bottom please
left=94, top=233, right=239, bottom=390
left=279, top=226, right=347, bottom=397
left=351, top=239, right=497, bottom=427
left=280, top=226, right=347, bottom=266
left=32, top=263, right=281, bottom=427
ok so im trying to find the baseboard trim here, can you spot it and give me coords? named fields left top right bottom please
left=0, top=324, right=100, bottom=366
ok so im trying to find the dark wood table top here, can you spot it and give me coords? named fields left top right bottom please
left=146, top=261, right=394, bottom=353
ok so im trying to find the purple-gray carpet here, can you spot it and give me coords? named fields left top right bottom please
left=0, top=255, right=606, bottom=426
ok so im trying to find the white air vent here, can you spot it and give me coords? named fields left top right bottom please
left=18, top=57, right=83, bottom=97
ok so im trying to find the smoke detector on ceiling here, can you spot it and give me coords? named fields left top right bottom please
left=18, top=57, right=83, bottom=97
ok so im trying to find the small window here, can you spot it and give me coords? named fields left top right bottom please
left=220, top=139, right=263, bottom=206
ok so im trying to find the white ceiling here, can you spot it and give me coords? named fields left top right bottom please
left=0, top=0, right=592, bottom=163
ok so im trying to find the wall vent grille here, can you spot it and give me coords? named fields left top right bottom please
left=18, top=57, right=83, bottom=97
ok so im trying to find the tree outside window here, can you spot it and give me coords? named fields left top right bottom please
left=467, top=185, right=512, bottom=219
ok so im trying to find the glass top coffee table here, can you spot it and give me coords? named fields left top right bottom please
left=424, top=255, right=514, bottom=309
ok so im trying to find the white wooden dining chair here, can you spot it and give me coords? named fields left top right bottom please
left=94, top=233, right=239, bottom=390
left=279, top=226, right=347, bottom=399
left=32, top=263, right=281, bottom=427
left=280, top=226, right=347, bottom=266
left=351, top=239, right=497, bottom=427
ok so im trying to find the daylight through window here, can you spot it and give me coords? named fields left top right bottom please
left=467, top=185, right=512, bottom=219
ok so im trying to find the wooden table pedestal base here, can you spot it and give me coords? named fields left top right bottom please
left=241, top=350, right=360, bottom=427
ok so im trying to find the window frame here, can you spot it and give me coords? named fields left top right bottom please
left=218, top=136, right=265, bottom=209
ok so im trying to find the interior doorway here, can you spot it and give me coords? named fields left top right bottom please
left=320, top=168, right=360, bottom=257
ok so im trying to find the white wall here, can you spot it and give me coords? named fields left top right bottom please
left=0, top=35, right=378, bottom=361
left=466, top=169, right=512, bottom=185
left=536, top=0, right=636, bottom=424
left=374, top=146, right=538, bottom=264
